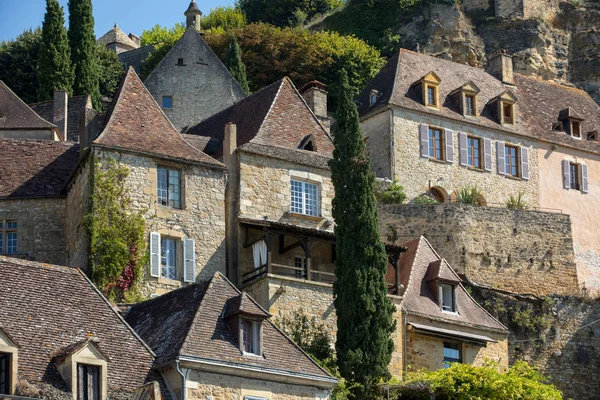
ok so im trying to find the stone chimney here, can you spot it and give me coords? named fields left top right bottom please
left=300, top=81, right=331, bottom=132
left=184, top=0, right=203, bottom=32
left=53, top=90, right=68, bottom=141
left=128, top=33, right=140, bottom=47
left=488, top=50, right=514, bottom=85
left=223, top=123, right=237, bottom=165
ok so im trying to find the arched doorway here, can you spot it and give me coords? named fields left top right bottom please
left=430, top=186, right=448, bottom=203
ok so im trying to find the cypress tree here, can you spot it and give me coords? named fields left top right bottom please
left=38, top=0, right=74, bottom=101
left=68, top=0, right=101, bottom=108
left=329, top=70, right=396, bottom=398
left=225, top=36, right=250, bottom=94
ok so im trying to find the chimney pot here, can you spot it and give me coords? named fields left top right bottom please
left=488, top=50, right=514, bottom=85
left=224, top=123, right=237, bottom=165
left=300, top=81, right=330, bottom=132
left=53, top=90, right=68, bottom=141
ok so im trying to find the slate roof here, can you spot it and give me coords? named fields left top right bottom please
left=186, top=77, right=334, bottom=160
left=93, top=67, right=225, bottom=168
left=0, top=81, right=57, bottom=132
left=358, top=48, right=600, bottom=155
left=185, top=0, right=202, bottom=14
left=30, top=95, right=95, bottom=142
left=0, top=139, right=79, bottom=198
left=97, top=23, right=139, bottom=49
left=126, top=272, right=334, bottom=381
left=0, top=256, right=155, bottom=395
left=119, top=44, right=156, bottom=75
left=399, top=236, right=507, bottom=333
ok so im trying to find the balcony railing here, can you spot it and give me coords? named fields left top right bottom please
left=241, top=258, right=335, bottom=285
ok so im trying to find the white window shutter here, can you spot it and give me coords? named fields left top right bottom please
left=444, top=129, right=454, bottom=163
left=150, top=232, right=161, bottom=278
left=562, top=160, right=571, bottom=190
left=520, top=147, right=530, bottom=180
left=458, top=132, right=468, bottom=166
left=483, top=139, right=492, bottom=171
left=419, top=124, right=429, bottom=158
left=581, top=164, right=589, bottom=193
left=496, top=142, right=506, bottom=175
left=183, top=238, right=196, bottom=283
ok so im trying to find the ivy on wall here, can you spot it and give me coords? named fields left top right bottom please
left=84, top=157, right=148, bottom=302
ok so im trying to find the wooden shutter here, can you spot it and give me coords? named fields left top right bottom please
left=562, top=160, right=571, bottom=190
left=582, top=164, right=589, bottom=193
left=483, top=139, right=492, bottom=171
left=78, top=364, right=85, bottom=400
left=419, top=124, right=429, bottom=158
left=520, top=147, right=530, bottom=180
left=183, top=238, right=196, bottom=283
left=150, top=232, right=160, bottom=277
left=88, top=365, right=100, bottom=400
left=496, top=142, right=506, bottom=175
left=458, top=132, right=468, bottom=166
left=444, top=129, right=454, bottom=162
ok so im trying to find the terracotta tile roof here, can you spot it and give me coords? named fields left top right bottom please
left=93, top=67, right=225, bottom=168
left=97, top=23, right=139, bottom=49
left=0, top=139, right=79, bottom=198
left=0, top=256, right=155, bottom=396
left=186, top=78, right=334, bottom=160
left=126, top=272, right=334, bottom=381
left=30, top=95, right=95, bottom=142
left=0, top=81, right=57, bottom=131
left=398, top=237, right=507, bottom=333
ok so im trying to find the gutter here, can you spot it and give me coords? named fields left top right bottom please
left=176, top=358, right=187, bottom=400
left=401, top=304, right=408, bottom=375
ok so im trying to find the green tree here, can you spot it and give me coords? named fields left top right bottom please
left=329, top=70, right=396, bottom=398
left=0, top=29, right=42, bottom=103
left=202, top=6, right=247, bottom=31
left=225, top=36, right=250, bottom=94
left=68, top=0, right=100, bottom=108
left=139, top=24, right=185, bottom=80
left=96, top=44, right=125, bottom=99
left=37, top=0, right=73, bottom=101
left=239, top=0, right=343, bottom=26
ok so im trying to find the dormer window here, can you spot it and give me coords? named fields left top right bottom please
left=0, top=327, right=18, bottom=396
left=299, top=134, right=317, bottom=151
left=78, top=364, right=100, bottom=400
left=369, top=89, right=380, bottom=106
left=240, top=319, right=262, bottom=356
left=497, top=90, right=517, bottom=126
left=418, top=72, right=441, bottom=109
left=439, top=283, right=456, bottom=312
left=465, top=95, right=475, bottom=116
left=453, top=82, right=480, bottom=117
left=559, top=107, right=584, bottom=139
left=0, top=353, right=10, bottom=395
left=503, top=103, right=514, bottom=124
left=571, top=120, right=581, bottom=138
left=427, top=86, right=437, bottom=107
left=588, top=131, right=598, bottom=141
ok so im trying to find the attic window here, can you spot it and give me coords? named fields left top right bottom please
left=572, top=120, right=582, bottom=138
left=552, top=122, right=562, bottom=131
left=177, top=58, right=184, bottom=66
left=419, top=72, right=441, bottom=109
left=0, top=353, right=12, bottom=395
left=299, top=135, right=317, bottom=152
left=240, top=319, right=262, bottom=356
left=426, top=86, right=438, bottom=107
left=588, top=131, right=598, bottom=141
left=503, top=103, right=514, bottom=124
left=439, top=283, right=456, bottom=313
left=369, top=89, right=380, bottom=106
left=465, top=95, right=475, bottom=116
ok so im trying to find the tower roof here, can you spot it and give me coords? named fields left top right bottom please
left=185, top=0, right=202, bottom=15
left=97, top=23, right=139, bottom=49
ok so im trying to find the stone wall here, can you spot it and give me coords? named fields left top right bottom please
left=66, top=157, right=91, bottom=270
left=0, top=198, right=67, bottom=265
left=362, top=110, right=393, bottom=179
left=378, top=203, right=579, bottom=295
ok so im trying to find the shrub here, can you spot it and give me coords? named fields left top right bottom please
left=455, top=185, right=485, bottom=205
left=276, top=310, right=333, bottom=361
left=378, top=182, right=407, bottom=204
left=506, top=192, right=529, bottom=210
left=413, top=194, right=439, bottom=204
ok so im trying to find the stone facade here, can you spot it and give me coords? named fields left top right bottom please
left=378, top=203, right=579, bottom=295
left=0, top=198, right=67, bottom=265
left=66, top=157, right=91, bottom=269
left=144, top=27, right=246, bottom=132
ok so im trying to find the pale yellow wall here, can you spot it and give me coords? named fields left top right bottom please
left=537, top=142, right=600, bottom=291
left=362, top=110, right=393, bottom=179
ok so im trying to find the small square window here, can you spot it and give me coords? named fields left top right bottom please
left=161, top=96, right=173, bottom=109
left=291, top=180, right=319, bottom=217
left=157, top=167, right=181, bottom=208
left=0, top=221, right=18, bottom=255
left=428, top=127, right=444, bottom=160
left=443, top=343, right=461, bottom=368
left=161, top=237, right=178, bottom=280
left=177, top=58, right=184, bottom=66
left=504, top=145, right=519, bottom=177
left=440, top=283, right=455, bottom=312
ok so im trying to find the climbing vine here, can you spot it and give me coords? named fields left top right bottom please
left=84, top=157, right=148, bottom=302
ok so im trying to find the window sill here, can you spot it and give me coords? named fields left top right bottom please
left=426, top=105, right=440, bottom=111
left=156, top=203, right=185, bottom=211
left=504, top=174, right=524, bottom=181
left=289, top=213, right=324, bottom=222
left=157, top=277, right=183, bottom=286
left=442, top=310, right=459, bottom=316
left=428, top=157, right=449, bottom=164
left=242, top=352, right=265, bottom=359
left=466, top=166, right=486, bottom=173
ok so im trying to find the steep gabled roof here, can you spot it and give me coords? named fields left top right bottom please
left=93, top=67, right=225, bottom=168
left=97, top=23, right=139, bottom=49
left=126, top=272, right=333, bottom=381
left=0, top=139, right=79, bottom=198
left=0, top=256, right=155, bottom=396
left=0, top=81, right=57, bottom=131
left=399, top=236, right=507, bottom=333
left=30, top=95, right=96, bottom=142
left=186, top=77, right=334, bottom=160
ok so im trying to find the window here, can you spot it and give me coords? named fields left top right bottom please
left=570, top=162, right=580, bottom=190
left=440, top=283, right=456, bottom=312
left=503, top=103, right=514, bottom=124
left=428, top=127, right=443, bottom=160
left=291, top=180, right=319, bottom=217
left=240, top=319, right=261, bottom=356
left=426, top=85, right=437, bottom=107
left=369, top=90, right=379, bottom=106
left=571, top=121, right=581, bottom=138
left=161, top=96, right=173, bottom=109
left=0, top=221, right=17, bottom=255
left=0, top=353, right=10, bottom=395
left=161, top=237, right=178, bottom=280
left=177, top=58, right=184, bottom=66
left=157, top=167, right=181, bottom=208
left=465, top=95, right=475, bottom=116
left=77, top=363, right=100, bottom=400
left=505, top=145, right=519, bottom=177
left=443, top=343, right=461, bottom=368
left=588, top=131, right=598, bottom=141
left=295, top=256, right=305, bottom=278
left=467, top=136, right=481, bottom=169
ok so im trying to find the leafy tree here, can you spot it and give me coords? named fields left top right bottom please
left=139, top=24, right=185, bottom=80
left=68, top=0, right=101, bottom=108
left=329, top=70, right=396, bottom=398
left=202, top=7, right=247, bottom=31
left=0, top=29, right=42, bottom=104
left=37, top=0, right=73, bottom=101
left=96, top=44, right=125, bottom=99
left=225, top=36, right=250, bottom=94
left=239, top=0, right=343, bottom=26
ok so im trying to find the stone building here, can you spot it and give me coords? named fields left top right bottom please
left=143, top=1, right=247, bottom=132
left=97, top=22, right=140, bottom=54
left=125, top=272, right=337, bottom=400
left=358, top=48, right=600, bottom=292
left=0, top=256, right=156, bottom=399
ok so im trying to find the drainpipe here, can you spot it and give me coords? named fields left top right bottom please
left=401, top=305, right=408, bottom=375
left=176, top=358, right=187, bottom=400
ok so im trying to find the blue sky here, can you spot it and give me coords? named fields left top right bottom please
left=0, top=0, right=235, bottom=42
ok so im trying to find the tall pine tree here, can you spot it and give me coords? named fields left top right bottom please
left=330, top=70, right=396, bottom=398
left=38, top=0, right=74, bottom=101
left=225, top=36, right=250, bottom=95
left=68, top=0, right=101, bottom=108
